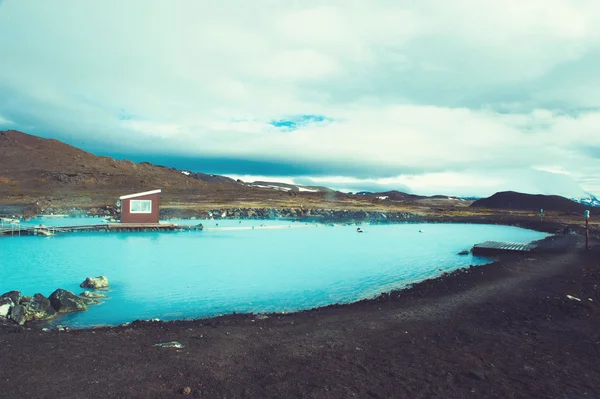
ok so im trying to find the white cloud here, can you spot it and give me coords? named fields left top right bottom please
left=121, top=120, right=183, bottom=138
left=0, top=115, right=13, bottom=125
left=0, top=0, right=599, bottom=196
left=259, top=50, right=340, bottom=81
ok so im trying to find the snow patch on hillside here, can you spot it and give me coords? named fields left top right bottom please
left=298, top=187, right=319, bottom=192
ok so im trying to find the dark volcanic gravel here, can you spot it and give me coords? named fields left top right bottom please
left=1, top=235, right=599, bottom=398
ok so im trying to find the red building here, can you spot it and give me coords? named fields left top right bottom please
left=119, top=189, right=161, bottom=224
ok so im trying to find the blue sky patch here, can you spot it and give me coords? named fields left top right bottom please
left=269, top=114, right=331, bottom=131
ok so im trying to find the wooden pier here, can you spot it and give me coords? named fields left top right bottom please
left=472, top=241, right=537, bottom=256
left=0, top=222, right=203, bottom=237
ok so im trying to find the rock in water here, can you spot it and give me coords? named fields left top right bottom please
left=458, top=250, right=470, bottom=255
left=49, top=289, right=90, bottom=313
left=80, top=276, right=109, bottom=289
left=9, top=294, right=56, bottom=324
left=0, top=297, right=13, bottom=318
left=24, top=294, right=57, bottom=321
left=0, top=290, right=21, bottom=305
left=79, top=291, right=107, bottom=299
left=19, top=296, right=32, bottom=305
left=9, top=305, right=27, bottom=325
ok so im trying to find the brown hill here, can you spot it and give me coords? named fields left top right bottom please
left=0, top=130, right=470, bottom=214
left=470, top=191, right=589, bottom=213
left=0, top=130, right=212, bottom=192
left=0, top=130, right=343, bottom=210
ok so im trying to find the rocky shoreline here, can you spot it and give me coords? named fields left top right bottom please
left=36, top=205, right=423, bottom=224
left=0, top=276, right=109, bottom=327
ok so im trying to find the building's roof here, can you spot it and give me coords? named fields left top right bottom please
left=119, top=189, right=162, bottom=200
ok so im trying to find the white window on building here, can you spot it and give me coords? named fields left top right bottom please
left=130, top=199, right=152, bottom=213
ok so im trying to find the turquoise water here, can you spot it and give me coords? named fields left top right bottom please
left=24, top=216, right=295, bottom=228
left=0, top=221, right=548, bottom=328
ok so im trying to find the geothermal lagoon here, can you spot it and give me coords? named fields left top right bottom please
left=0, top=219, right=548, bottom=328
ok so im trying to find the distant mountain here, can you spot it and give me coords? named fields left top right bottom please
left=246, top=181, right=331, bottom=193
left=375, top=190, right=427, bottom=200
left=571, top=195, right=600, bottom=208
left=352, top=190, right=457, bottom=201
left=184, top=171, right=241, bottom=185
left=471, top=191, right=590, bottom=213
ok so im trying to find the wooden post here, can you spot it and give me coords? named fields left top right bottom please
left=586, top=218, right=589, bottom=250
left=585, top=210, right=590, bottom=251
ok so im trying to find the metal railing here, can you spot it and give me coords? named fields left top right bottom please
left=0, top=218, right=65, bottom=236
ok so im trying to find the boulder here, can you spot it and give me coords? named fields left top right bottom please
left=19, top=296, right=32, bottom=305
left=80, top=276, right=109, bottom=289
left=9, top=294, right=56, bottom=324
left=49, top=289, right=90, bottom=313
left=24, top=293, right=57, bottom=321
left=458, top=250, right=470, bottom=255
left=9, top=305, right=27, bottom=325
left=0, top=297, right=13, bottom=318
left=0, top=290, right=21, bottom=305
left=79, top=291, right=107, bottom=299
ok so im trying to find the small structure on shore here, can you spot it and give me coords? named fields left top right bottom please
left=471, top=241, right=537, bottom=256
left=118, top=189, right=161, bottom=224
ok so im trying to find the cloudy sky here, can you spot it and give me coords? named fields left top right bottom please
left=0, top=0, right=599, bottom=197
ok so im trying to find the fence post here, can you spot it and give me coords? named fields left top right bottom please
left=585, top=210, right=590, bottom=250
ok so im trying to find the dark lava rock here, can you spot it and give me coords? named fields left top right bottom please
left=19, top=296, right=32, bottom=305
left=458, top=250, right=470, bottom=255
left=11, top=294, right=56, bottom=324
left=0, top=290, right=21, bottom=305
left=26, top=294, right=57, bottom=320
left=49, top=289, right=90, bottom=313
left=9, top=305, right=27, bottom=325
